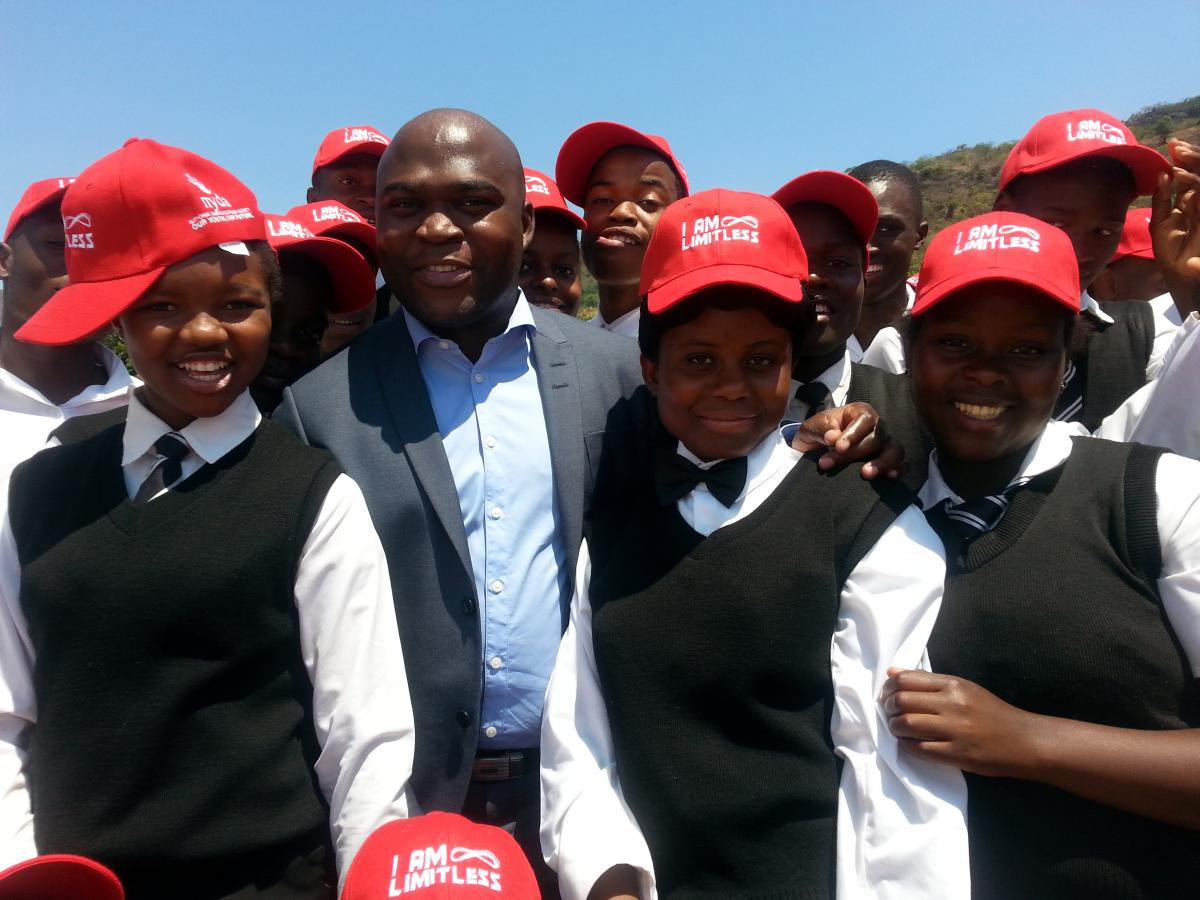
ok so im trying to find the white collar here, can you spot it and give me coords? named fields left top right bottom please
left=121, top=389, right=262, bottom=467
left=676, top=427, right=799, bottom=505
left=403, top=291, right=536, bottom=354
left=1080, top=289, right=1115, bottom=325
left=592, top=306, right=641, bottom=330
left=790, top=349, right=853, bottom=400
left=0, top=344, right=136, bottom=415
left=918, top=419, right=1089, bottom=509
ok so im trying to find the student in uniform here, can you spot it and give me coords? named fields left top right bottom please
left=251, top=212, right=376, bottom=412
left=772, top=171, right=930, bottom=485
left=845, top=160, right=927, bottom=359
left=540, top=188, right=966, bottom=900
left=307, top=125, right=391, bottom=348
left=0, top=139, right=416, bottom=898
left=0, top=178, right=135, bottom=472
left=519, top=169, right=584, bottom=317
left=883, top=210, right=1200, bottom=899
left=555, top=122, right=688, bottom=338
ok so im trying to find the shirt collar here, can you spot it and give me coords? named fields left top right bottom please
left=1080, top=289, right=1115, bottom=325
left=790, top=349, right=853, bottom=402
left=121, top=389, right=262, bottom=467
left=676, top=427, right=798, bottom=504
left=918, top=418, right=1089, bottom=509
left=403, top=291, right=537, bottom=354
left=592, top=306, right=640, bottom=331
left=0, top=345, right=136, bottom=415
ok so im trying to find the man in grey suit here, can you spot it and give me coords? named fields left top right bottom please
left=274, top=109, right=641, bottom=892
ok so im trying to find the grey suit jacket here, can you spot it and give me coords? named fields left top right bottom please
left=274, top=305, right=642, bottom=812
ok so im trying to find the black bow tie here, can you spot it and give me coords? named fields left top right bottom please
left=794, top=381, right=832, bottom=411
left=655, top=449, right=749, bottom=508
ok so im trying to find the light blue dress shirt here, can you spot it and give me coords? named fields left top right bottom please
left=404, top=295, right=568, bottom=749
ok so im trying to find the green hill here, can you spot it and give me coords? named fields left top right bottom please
left=908, top=95, right=1200, bottom=269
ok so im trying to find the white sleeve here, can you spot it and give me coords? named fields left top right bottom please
left=858, top=326, right=907, bottom=374
left=0, top=500, right=37, bottom=868
left=294, top=473, right=417, bottom=885
left=831, top=505, right=970, bottom=900
left=1095, top=314, right=1200, bottom=459
left=540, top=541, right=657, bottom=900
left=1146, top=303, right=1183, bottom=379
left=1155, top=453, right=1200, bottom=675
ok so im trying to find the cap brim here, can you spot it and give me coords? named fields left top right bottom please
left=4, top=188, right=70, bottom=243
left=275, top=236, right=377, bottom=313
left=1006, top=143, right=1170, bottom=196
left=15, top=267, right=166, bottom=346
left=647, top=262, right=804, bottom=314
left=533, top=204, right=586, bottom=232
left=0, top=855, right=124, bottom=900
left=556, top=122, right=684, bottom=206
left=771, top=171, right=879, bottom=246
left=913, top=269, right=1080, bottom=317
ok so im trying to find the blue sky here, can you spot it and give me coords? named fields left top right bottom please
left=3, top=0, right=1197, bottom=222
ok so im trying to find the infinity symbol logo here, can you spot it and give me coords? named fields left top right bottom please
left=720, top=215, right=759, bottom=228
left=450, top=847, right=501, bottom=869
left=62, top=213, right=92, bottom=230
left=997, top=224, right=1041, bottom=240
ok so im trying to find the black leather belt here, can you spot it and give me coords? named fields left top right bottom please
left=472, top=749, right=537, bottom=782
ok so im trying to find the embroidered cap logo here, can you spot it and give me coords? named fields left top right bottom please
left=953, top=222, right=1041, bottom=255
left=63, top=211, right=95, bottom=249
left=679, top=212, right=761, bottom=251
left=524, top=174, right=551, bottom=196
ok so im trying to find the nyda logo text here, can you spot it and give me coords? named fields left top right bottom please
left=62, top=212, right=94, bottom=249
left=186, top=173, right=233, bottom=212
left=385, top=844, right=502, bottom=895
left=953, top=223, right=1041, bottom=255
left=680, top=214, right=760, bottom=251
left=1065, top=120, right=1127, bottom=145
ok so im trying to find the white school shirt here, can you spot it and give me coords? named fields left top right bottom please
left=0, top=390, right=417, bottom=883
left=859, top=290, right=1179, bottom=377
left=1149, top=291, right=1185, bottom=327
left=540, top=430, right=970, bottom=900
left=0, top=345, right=135, bottom=475
left=589, top=306, right=641, bottom=339
left=789, top=350, right=853, bottom=420
left=918, top=418, right=1200, bottom=672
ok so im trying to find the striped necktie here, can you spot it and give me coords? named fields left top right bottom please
left=1052, top=360, right=1083, bottom=423
left=133, top=433, right=190, bottom=505
left=924, top=480, right=1028, bottom=556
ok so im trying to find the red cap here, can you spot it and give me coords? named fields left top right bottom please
left=341, top=813, right=539, bottom=900
left=998, top=108, right=1169, bottom=196
left=312, top=125, right=390, bottom=175
left=639, top=188, right=807, bottom=314
left=555, top=122, right=689, bottom=207
left=15, top=138, right=267, bottom=347
left=523, top=168, right=585, bottom=230
left=1112, top=207, right=1154, bottom=262
left=0, top=854, right=124, bottom=900
left=771, top=170, right=879, bottom=247
left=285, top=201, right=377, bottom=250
left=913, top=212, right=1080, bottom=316
left=264, top=214, right=375, bottom=313
left=4, top=177, right=76, bottom=242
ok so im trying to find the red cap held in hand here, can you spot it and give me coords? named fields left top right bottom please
left=264, top=214, right=376, bottom=313
left=523, top=168, right=585, bottom=230
left=555, top=121, right=689, bottom=206
left=15, top=138, right=267, bottom=347
left=771, top=170, right=879, bottom=247
left=640, top=188, right=808, bottom=314
left=312, top=125, right=390, bottom=174
left=0, top=854, right=124, bottom=900
left=998, top=108, right=1169, bottom=196
left=913, top=211, right=1080, bottom=316
left=4, top=177, right=76, bottom=242
left=1112, top=207, right=1154, bottom=262
left=341, top=813, right=539, bottom=900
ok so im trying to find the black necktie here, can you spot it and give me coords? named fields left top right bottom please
left=134, top=433, right=190, bottom=505
left=794, top=381, right=832, bottom=412
left=655, top=449, right=748, bottom=508
left=1052, top=361, right=1084, bottom=423
left=924, top=481, right=1026, bottom=556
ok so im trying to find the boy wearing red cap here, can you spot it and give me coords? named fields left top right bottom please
left=252, top=213, right=376, bottom=412
left=541, top=188, right=965, bottom=900
left=884, top=210, right=1200, bottom=897
left=0, top=178, right=135, bottom=473
left=1090, top=207, right=1171, bottom=305
left=519, top=170, right=584, bottom=317
left=555, top=122, right=688, bottom=338
left=0, top=139, right=415, bottom=897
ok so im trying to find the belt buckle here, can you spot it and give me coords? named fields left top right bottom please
left=472, top=751, right=524, bottom=782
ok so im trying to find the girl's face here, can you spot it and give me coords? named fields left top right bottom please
left=116, top=246, right=272, bottom=430
left=909, top=286, right=1070, bottom=467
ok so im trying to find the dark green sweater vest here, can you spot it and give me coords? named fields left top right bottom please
left=589, top=440, right=914, bottom=900
left=928, top=437, right=1200, bottom=899
left=1077, top=300, right=1154, bottom=431
left=9, top=419, right=341, bottom=897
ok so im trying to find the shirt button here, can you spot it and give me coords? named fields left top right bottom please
left=489, top=656, right=503, bottom=670
left=473, top=373, right=485, bottom=384
left=485, top=726, right=498, bottom=738
left=489, top=579, right=504, bottom=594
left=485, top=436, right=497, bottom=449
left=438, top=340, right=450, bottom=350
left=456, top=709, right=472, bottom=728
left=488, top=506, right=503, bottom=520
left=462, top=597, right=476, bottom=616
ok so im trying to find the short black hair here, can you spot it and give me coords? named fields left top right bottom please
left=847, top=160, right=924, bottom=221
left=637, top=287, right=812, bottom=361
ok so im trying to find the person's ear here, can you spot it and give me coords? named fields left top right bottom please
left=916, top=221, right=929, bottom=247
left=0, top=242, right=11, bottom=280
left=306, top=186, right=317, bottom=204
left=522, top=201, right=535, bottom=252
left=640, top=353, right=660, bottom=394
